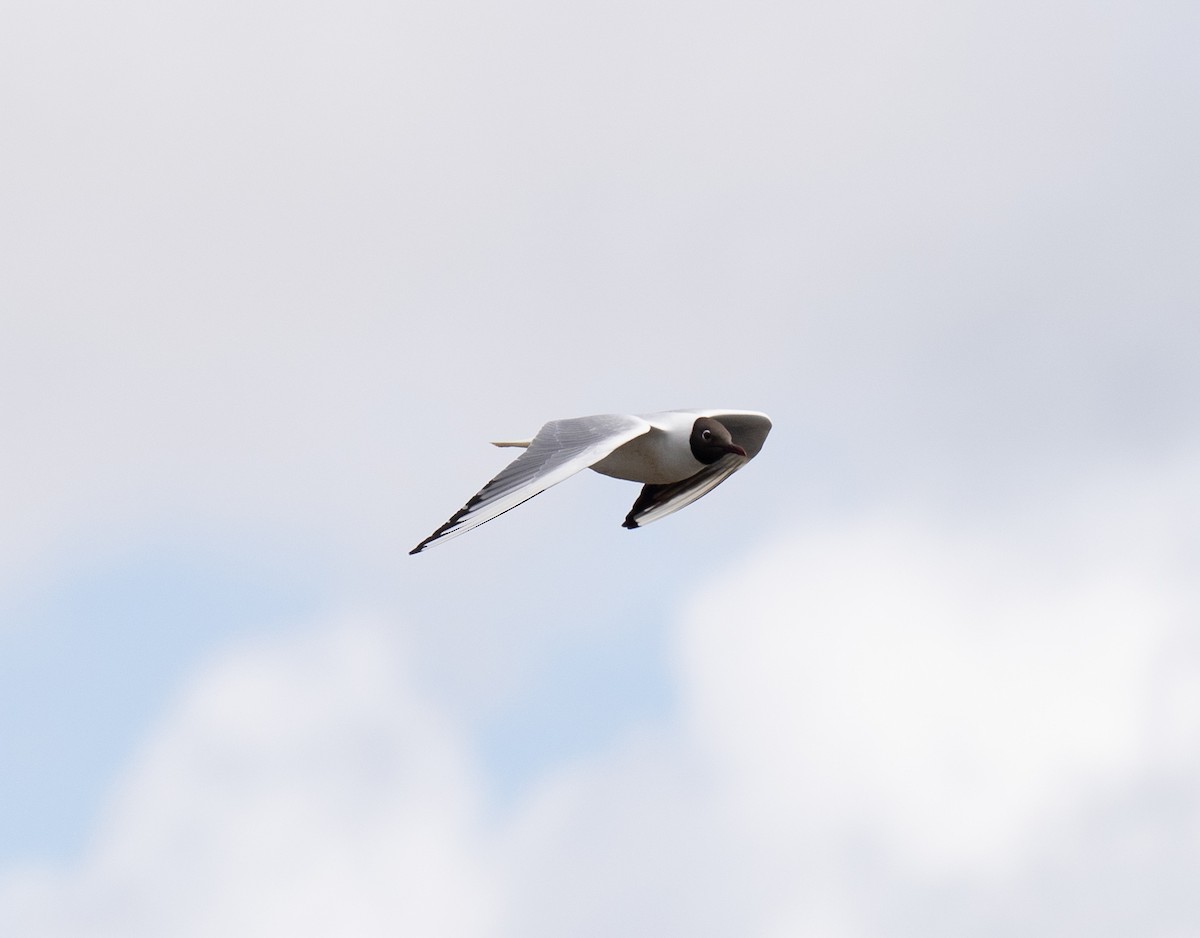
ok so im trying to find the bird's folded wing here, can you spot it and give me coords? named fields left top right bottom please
left=410, top=414, right=652, bottom=553
left=623, top=453, right=749, bottom=529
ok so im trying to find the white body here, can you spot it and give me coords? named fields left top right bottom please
left=590, top=410, right=704, bottom=483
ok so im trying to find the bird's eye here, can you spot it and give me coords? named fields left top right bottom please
left=702, top=430, right=712, bottom=440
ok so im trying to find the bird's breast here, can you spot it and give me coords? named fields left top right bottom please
left=589, top=430, right=701, bottom=484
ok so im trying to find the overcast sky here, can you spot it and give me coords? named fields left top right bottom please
left=2, top=0, right=1199, bottom=934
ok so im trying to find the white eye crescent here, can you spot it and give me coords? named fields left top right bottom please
left=702, top=429, right=712, bottom=440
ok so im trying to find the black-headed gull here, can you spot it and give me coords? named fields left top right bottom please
left=410, top=409, right=771, bottom=554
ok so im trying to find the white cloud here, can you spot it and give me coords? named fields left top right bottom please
left=0, top=616, right=498, bottom=937
left=5, top=457, right=1195, bottom=937
left=505, top=457, right=1200, bottom=935
left=679, top=512, right=1182, bottom=873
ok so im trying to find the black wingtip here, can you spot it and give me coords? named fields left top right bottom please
left=622, top=517, right=639, bottom=529
left=410, top=499, right=476, bottom=556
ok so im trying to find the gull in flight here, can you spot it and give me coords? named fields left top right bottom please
left=410, top=409, right=772, bottom=554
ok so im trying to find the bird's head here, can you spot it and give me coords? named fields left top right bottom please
left=689, top=417, right=747, bottom=463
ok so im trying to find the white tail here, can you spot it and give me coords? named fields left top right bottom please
left=490, top=440, right=532, bottom=448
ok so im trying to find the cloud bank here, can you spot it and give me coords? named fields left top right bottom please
left=4, top=455, right=1196, bottom=937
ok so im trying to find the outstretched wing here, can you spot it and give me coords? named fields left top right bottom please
left=622, top=452, right=749, bottom=529
left=411, top=414, right=652, bottom=553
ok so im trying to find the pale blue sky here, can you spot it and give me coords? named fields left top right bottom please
left=0, top=543, right=322, bottom=861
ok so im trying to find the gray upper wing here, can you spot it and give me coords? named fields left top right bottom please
left=410, top=414, right=651, bottom=553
